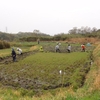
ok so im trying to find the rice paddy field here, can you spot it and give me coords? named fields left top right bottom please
left=0, top=41, right=94, bottom=99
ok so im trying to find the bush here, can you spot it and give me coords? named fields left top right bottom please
left=0, top=40, right=10, bottom=49
left=0, top=41, right=4, bottom=49
left=3, top=41, right=10, bottom=48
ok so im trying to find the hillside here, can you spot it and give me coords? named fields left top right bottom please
left=1, top=28, right=100, bottom=42
left=0, top=32, right=51, bottom=41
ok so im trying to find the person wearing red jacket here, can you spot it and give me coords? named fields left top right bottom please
left=81, top=44, right=85, bottom=52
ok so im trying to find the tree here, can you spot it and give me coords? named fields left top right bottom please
left=68, top=27, right=77, bottom=34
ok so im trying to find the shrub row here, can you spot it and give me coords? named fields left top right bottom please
left=0, top=40, right=10, bottom=49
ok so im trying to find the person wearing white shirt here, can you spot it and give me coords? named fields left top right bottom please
left=55, top=44, right=60, bottom=52
left=67, top=44, right=71, bottom=53
left=17, top=48, right=23, bottom=55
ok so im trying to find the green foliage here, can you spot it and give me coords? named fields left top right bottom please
left=1, top=28, right=100, bottom=42
left=10, top=41, right=35, bottom=47
left=78, top=90, right=100, bottom=100
left=19, top=88, right=35, bottom=97
left=0, top=32, right=16, bottom=41
left=65, top=95, right=77, bottom=100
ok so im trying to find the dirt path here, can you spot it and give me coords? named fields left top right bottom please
left=0, top=51, right=36, bottom=64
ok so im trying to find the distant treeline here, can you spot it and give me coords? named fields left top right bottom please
left=0, top=27, right=100, bottom=42
left=19, top=29, right=100, bottom=41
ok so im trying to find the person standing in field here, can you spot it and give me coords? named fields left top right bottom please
left=37, top=38, right=40, bottom=44
left=67, top=44, right=71, bottom=53
left=17, top=48, right=23, bottom=55
left=11, top=48, right=16, bottom=62
left=81, top=44, right=85, bottom=52
left=55, top=43, right=60, bottom=52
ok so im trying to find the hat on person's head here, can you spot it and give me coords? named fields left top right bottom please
left=12, top=48, right=14, bottom=51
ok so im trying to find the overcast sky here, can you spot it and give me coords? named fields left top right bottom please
left=0, top=0, right=100, bottom=36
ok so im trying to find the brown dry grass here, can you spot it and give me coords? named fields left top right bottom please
left=92, top=57, right=100, bottom=90
left=66, top=37, right=99, bottom=44
left=88, top=42, right=100, bottom=91
left=13, top=90, right=21, bottom=97
left=29, top=46, right=38, bottom=51
left=93, top=44, right=100, bottom=57
left=93, top=73, right=100, bottom=89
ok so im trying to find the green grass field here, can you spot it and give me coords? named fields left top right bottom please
left=0, top=51, right=91, bottom=94
left=0, top=41, right=97, bottom=100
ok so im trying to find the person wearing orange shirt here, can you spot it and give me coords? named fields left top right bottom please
left=81, top=44, right=85, bottom=52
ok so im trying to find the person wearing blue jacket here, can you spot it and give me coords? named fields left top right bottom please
left=11, top=48, right=16, bottom=62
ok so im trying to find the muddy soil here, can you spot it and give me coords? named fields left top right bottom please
left=0, top=51, right=36, bottom=64
left=0, top=48, right=92, bottom=95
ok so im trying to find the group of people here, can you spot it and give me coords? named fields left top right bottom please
left=55, top=43, right=85, bottom=53
left=55, top=43, right=72, bottom=53
left=11, top=43, right=85, bottom=61
left=11, top=48, right=22, bottom=62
